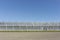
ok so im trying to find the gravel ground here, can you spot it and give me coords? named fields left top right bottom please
left=0, top=32, right=60, bottom=40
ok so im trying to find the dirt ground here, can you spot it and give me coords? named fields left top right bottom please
left=0, top=32, right=60, bottom=40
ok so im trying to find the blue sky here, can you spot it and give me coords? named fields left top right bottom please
left=0, top=0, right=60, bottom=22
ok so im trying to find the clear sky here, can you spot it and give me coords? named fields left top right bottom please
left=0, top=0, right=60, bottom=22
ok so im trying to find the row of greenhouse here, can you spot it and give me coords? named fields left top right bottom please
left=0, top=22, right=60, bottom=31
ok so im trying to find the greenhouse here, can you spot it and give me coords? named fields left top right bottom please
left=0, top=22, right=60, bottom=31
